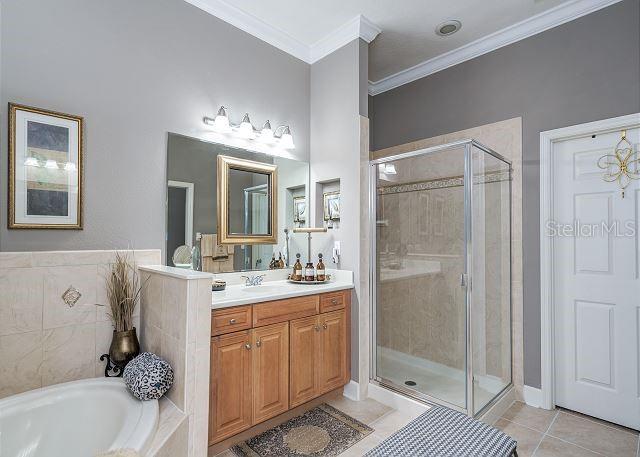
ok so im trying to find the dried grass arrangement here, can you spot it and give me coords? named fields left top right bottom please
left=106, top=252, right=143, bottom=332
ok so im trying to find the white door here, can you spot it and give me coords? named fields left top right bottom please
left=553, top=126, right=640, bottom=430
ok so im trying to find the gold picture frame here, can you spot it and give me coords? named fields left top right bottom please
left=8, top=103, right=84, bottom=229
left=293, top=196, right=306, bottom=224
left=217, top=155, right=278, bottom=245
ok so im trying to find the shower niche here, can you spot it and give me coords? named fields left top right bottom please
left=370, top=139, right=512, bottom=417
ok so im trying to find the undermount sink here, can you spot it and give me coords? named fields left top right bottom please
left=241, top=285, right=282, bottom=294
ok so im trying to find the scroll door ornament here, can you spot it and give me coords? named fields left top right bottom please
left=597, top=130, right=639, bottom=198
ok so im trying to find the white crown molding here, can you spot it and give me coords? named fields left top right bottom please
left=369, top=0, right=624, bottom=96
left=309, top=14, right=381, bottom=63
left=183, top=0, right=310, bottom=61
left=183, top=0, right=380, bottom=64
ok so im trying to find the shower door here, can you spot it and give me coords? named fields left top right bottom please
left=371, top=143, right=469, bottom=411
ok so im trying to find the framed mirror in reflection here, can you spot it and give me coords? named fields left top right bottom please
left=166, top=133, right=309, bottom=273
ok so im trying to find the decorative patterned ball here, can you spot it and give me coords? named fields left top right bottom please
left=123, top=352, right=174, bottom=401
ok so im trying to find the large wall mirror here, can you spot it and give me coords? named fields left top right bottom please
left=166, top=133, right=309, bottom=272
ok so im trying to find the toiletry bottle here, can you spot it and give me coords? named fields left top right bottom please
left=293, top=254, right=303, bottom=281
left=305, top=261, right=315, bottom=282
left=191, top=232, right=202, bottom=271
left=277, top=252, right=285, bottom=269
left=316, top=253, right=326, bottom=281
left=269, top=254, right=276, bottom=269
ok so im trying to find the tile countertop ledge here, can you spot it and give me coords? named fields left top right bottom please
left=138, top=265, right=214, bottom=280
left=211, top=269, right=354, bottom=309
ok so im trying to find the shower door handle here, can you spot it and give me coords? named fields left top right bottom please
left=460, top=273, right=468, bottom=288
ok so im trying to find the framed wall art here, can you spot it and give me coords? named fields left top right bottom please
left=293, top=196, right=306, bottom=224
left=323, top=190, right=340, bottom=221
left=8, top=103, right=83, bottom=229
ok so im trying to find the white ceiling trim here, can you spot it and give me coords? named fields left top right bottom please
left=183, top=0, right=380, bottom=64
left=309, top=15, right=381, bottom=63
left=368, top=0, right=624, bottom=96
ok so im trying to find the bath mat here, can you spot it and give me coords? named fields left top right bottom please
left=231, top=403, right=373, bottom=456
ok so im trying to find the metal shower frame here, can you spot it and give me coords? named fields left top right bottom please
left=368, top=138, right=513, bottom=417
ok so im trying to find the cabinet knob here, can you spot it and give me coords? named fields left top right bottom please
left=245, top=343, right=251, bottom=350
left=256, top=340, right=261, bottom=347
left=314, top=325, right=321, bottom=332
left=331, top=298, right=339, bottom=305
left=229, top=318, right=237, bottom=324
left=322, top=323, right=328, bottom=330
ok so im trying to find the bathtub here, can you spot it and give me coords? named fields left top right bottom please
left=0, top=378, right=158, bottom=457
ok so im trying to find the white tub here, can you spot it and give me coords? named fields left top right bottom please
left=0, top=378, right=158, bottom=457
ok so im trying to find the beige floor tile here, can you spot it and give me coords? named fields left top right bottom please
left=559, top=408, right=640, bottom=436
left=533, top=436, right=600, bottom=457
left=548, top=412, right=638, bottom=457
left=368, top=411, right=418, bottom=439
left=211, top=450, right=234, bottom=457
left=494, top=418, right=543, bottom=457
left=327, top=396, right=393, bottom=425
left=338, top=432, right=384, bottom=456
left=502, top=401, right=558, bottom=433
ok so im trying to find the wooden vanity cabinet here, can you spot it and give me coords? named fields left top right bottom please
left=209, top=289, right=351, bottom=445
left=252, top=322, right=289, bottom=423
left=209, top=330, right=252, bottom=443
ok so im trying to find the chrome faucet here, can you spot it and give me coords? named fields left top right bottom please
left=240, top=274, right=266, bottom=287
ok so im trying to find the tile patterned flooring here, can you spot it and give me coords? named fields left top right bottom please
left=215, top=398, right=639, bottom=457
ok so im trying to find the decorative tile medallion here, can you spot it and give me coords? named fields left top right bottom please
left=231, top=404, right=373, bottom=456
left=61, top=286, right=82, bottom=307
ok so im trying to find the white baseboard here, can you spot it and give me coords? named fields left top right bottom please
left=367, top=382, right=429, bottom=417
left=342, top=380, right=360, bottom=401
left=523, top=385, right=543, bottom=408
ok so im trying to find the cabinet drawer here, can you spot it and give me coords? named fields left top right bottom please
left=319, top=290, right=349, bottom=313
left=212, top=306, right=252, bottom=336
left=253, top=295, right=319, bottom=327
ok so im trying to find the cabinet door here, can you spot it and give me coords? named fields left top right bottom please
left=252, top=322, right=289, bottom=424
left=209, top=330, right=252, bottom=444
left=289, top=315, right=320, bottom=407
left=319, top=310, right=348, bottom=394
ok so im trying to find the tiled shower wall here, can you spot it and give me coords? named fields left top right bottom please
left=0, top=249, right=161, bottom=399
left=372, top=117, right=524, bottom=396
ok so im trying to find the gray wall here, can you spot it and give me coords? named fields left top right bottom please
left=0, top=0, right=310, bottom=253
left=311, top=39, right=367, bottom=382
left=370, top=0, right=640, bottom=388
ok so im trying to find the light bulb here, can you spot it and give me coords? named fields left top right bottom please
left=239, top=113, right=254, bottom=139
left=64, top=162, right=77, bottom=171
left=24, top=157, right=39, bottom=167
left=383, top=164, right=397, bottom=174
left=259, top=120, right=275, bottom=143
left=44, top=160, right=59, bottom=169
left=213, top=106, right=230, bottom=133
left=280, top=126, right=295, bottom=149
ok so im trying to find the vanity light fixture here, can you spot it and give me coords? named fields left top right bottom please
left=24, top=157, right=39, bottom=167
left=203, top=106, right=295, bottom=150
left=382, top=163, right=397, bottom=174
left=239, top=113, right=255, bottom=139
left=259, top=120, right=275, bottom=143
left=44, top=159, right=59, bottom=169
left=204, top=106, right=232, bottom=133
left=277, top=125, right=295, bottom=149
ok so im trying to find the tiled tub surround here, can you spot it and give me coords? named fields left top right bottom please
left=139, top=265, right=214, bottom=457
left=0, top=249, right=161, bottom=399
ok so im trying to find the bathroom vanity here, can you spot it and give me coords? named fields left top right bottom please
left=208, top=277, right=353, bottom=445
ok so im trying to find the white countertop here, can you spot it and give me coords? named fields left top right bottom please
left=139, top=265, right=214, bottom=280
left=211, top=269, right=354, bottom=309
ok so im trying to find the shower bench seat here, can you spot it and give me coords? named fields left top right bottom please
left=364, top=406, right=518, bottom=457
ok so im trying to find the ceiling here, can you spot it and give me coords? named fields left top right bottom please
left=186, top=0, right=621, bottom=91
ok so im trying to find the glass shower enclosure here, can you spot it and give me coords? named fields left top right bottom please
left=370, top=139, right=512, bottom=416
